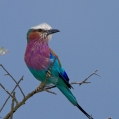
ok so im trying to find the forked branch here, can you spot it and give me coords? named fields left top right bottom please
left=0, top=84, right=18, bottom=104
left=71, top=69, right=100, bottom=85
left=1, top=61, right=100, bottom=119
left=0, top=64, right=25, bottom=98
left=3, top=69, right=99, bottom=119
left=0, top=76, right=24, bottom=112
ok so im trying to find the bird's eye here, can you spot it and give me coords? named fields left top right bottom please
left=37, top=29, right=42, bottom=32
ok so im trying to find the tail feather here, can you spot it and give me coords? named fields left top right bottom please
left=57, top=85, right=93, bottom=119
left=77, top=104, right=93, bottom=119
left=56, top=85, right=78, bottom=106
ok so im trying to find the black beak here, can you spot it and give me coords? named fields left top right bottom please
left=47, top=29, right=60, bottom=35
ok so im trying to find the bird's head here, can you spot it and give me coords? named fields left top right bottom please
left=27, top=23, right=60, bottom=43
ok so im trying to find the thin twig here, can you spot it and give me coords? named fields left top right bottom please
left=10, top=92, right=15, bottom=119
left=4, top=89, right=40, bottom=119
left=3, top=68, right=99, bottom=119
left=44, top=70, right=100, bottom=89
left=43, top=89, right=57, bottom=95
left=71, top=70, right=100, bottom=85
left=0, top=76, right=24, bottom=112
left=4, top=82, right=57, bottom=118
left=0, top=84, right=18, bottom=104
left=45, top=85, right=56, bottom=89
left=0, top=64, right=25, bottom=98
left=90, top=114, right=93, bottom=119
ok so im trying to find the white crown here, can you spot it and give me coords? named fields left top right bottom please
left=31, top=23, right=52, bottom=30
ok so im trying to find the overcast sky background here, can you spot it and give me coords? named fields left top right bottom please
left=0, top=1, right=119, bottom=119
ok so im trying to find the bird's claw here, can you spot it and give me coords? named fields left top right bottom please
left=36, top=70, right=51, bottom=92
left=36, top=83, right=45, bottom=92
left=46, top=70, right=51, bottom=78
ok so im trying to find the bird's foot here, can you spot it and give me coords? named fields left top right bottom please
left=46, top=69, right=51, bottom=78
left=36, top=82, right=45, bottom=92
left=36, top=70, right=52, bottom=92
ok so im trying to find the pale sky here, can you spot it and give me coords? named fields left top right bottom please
left=0, top=1, right=119, bottom=119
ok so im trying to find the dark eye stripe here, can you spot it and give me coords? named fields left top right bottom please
left=37, top=29, right=47, bottom=33
left=37, top=29, right=42, bottom=32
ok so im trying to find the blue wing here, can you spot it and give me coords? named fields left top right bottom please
left=59, top=70, right=73, bottom=89
left=50, top=53, right=73, bottom=89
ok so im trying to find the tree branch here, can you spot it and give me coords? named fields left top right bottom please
left=0, top=84, right=18, bottom=104
left=3, top=70, right=100, bottom=119
left=3, top=89, right=40, bottom=119
left=71, top=69, right=100, bottom=85
left=0, top=76, right=24, bottom=112
left=1, top=61, right=100, bottom=119
left=10, top=92, right=15, bottom=119
left=44, top=89, right=57, bottom=95
left=0, top=64, right=25, bottom=98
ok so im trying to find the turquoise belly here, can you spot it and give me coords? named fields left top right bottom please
left=28, top=59, right=61, bottom=85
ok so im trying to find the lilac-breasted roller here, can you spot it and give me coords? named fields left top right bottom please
left=24, top=23, right=93, bottom=119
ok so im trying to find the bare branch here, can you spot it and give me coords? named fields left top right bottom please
left=2, top=69, right=100, bottom=117
left=45, top=85, right=56, bottom=89
left=4, top=89, right=40, bottom=119
left=0, top=64, right=25, bottom=98
left=45, top=70, right=100, bottom=89
left=44, top=89, right=57, bottom=95
left=0, top=76, right=24, bottom=112
left=2, top=67, right=99, bottom=119
left=10, top=92, right=15, bottom=119
left=0, top=84, right=18, bottom=104
left=90, top=114, right=93, bottom=119
left=71, top=70, right=100, bottom=85
left=4, top=85, right=57, bottom=119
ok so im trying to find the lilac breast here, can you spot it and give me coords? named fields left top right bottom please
left=24, top=39, right=51, bottom=70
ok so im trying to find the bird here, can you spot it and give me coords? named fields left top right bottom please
left=24, top=23, right=93, bottom=119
